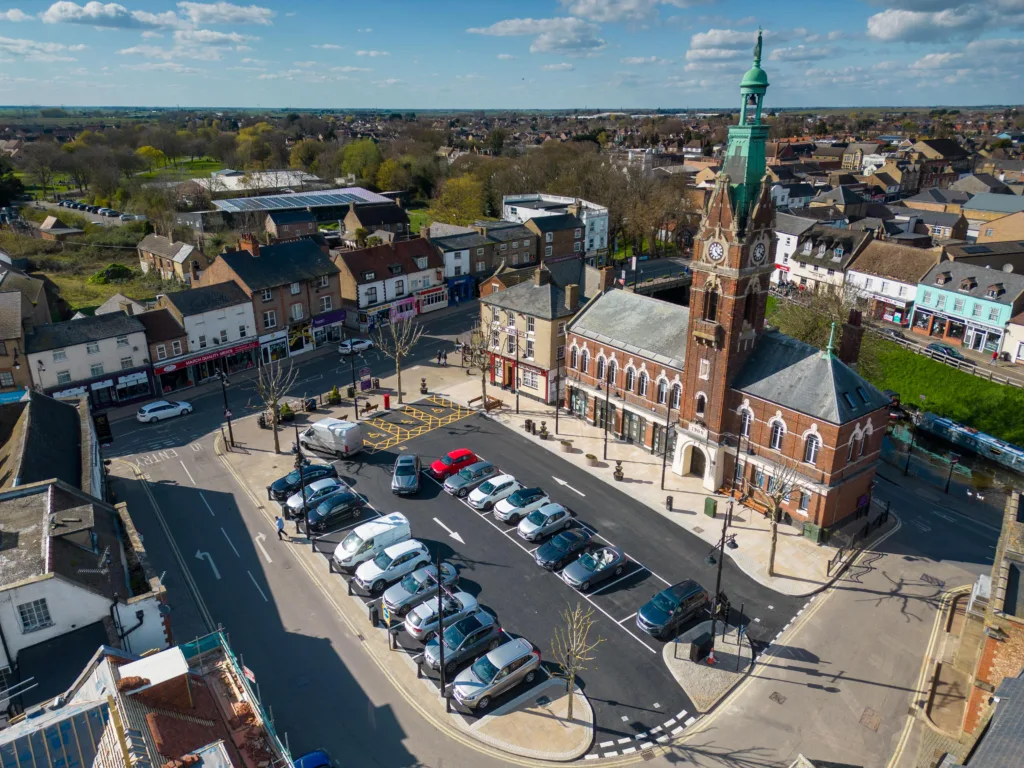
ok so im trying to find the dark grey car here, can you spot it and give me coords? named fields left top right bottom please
left=561, top=546, right=626, bottom=592
left=422, top=610, right=503, bottom=675
left=443, top=461, right=498, bottom=498
left=391, top=454, right=421, bottom=495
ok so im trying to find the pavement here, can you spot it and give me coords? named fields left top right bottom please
left=664, top=621, right=753, bottom=713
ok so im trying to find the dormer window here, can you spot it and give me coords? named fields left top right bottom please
left=935, top=271, right=951, bottom=286
left=987, top=283, right=1004, bottom=298
left=362, top=270, right=376, bottom=281
left=416, top=257, right=428, bottom=269
left=959, top=277, right=976, bottom=291
left=802, top=241, right=812, bottom=255
left=818, top=243, right=826, bottom=256
left=833, top=246, right=843, bottom=261
left=389, top=264, right=402, bottom=275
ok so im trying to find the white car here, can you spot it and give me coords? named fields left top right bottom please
left=518, top=502, right=572, bottom=542
left=494, top=487, right=551, bottom=525
left=137, top=400, right=192, bottom=423
left=354, top=539, right=431, bottom=594
left=467, top=475, right=522, bottom=512
left=285, top=477, right=344, bottom=517
left=404, top=591, right=480, bottom=642
left=338, top=338, right=373, bottom=355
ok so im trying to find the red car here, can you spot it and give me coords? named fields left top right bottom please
left=429, top=448, right=478, bottom=480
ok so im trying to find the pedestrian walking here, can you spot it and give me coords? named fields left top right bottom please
left=442, top=351, right=448, bottom=367
left=992, top=350, right=999, bottom=364
left=437, top=350, right=442, bottom=366
left=275, top=516, right=287, bottom=541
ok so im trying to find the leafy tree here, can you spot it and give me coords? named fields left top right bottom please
left=0, top=156, right=25, bottom=206
left=375, top=158, right=411, bottom=190
left=289, top=139, right=320, bottom=172
left=488, top=127, right=507, bottom=155
left=136, top=145, right=167, bottom=173
left=428, top=175, right=484, bottom=226
left=341, top=139, right=382, bottom=181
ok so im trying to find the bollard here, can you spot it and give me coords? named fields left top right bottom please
left=420, top=377, right=428, bottom=394
left=368, top=603, right=379, bottom=628
left=524, top=418, right=533, bottom=432
left=347, top=578, right=353, bottom=596
left=666, top=495, right=673, bottom=511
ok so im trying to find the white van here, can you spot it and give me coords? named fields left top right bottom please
left=333, top=512, right=411, bottom=571
left=300, top=417, right=363, bottom=459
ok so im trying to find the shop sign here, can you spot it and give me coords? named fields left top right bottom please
left=90, top=379, right=114, bottom=391
left=312, top=308, right=347, bottom=328
left=155, top=340, right=259, bottom=375
left=360, top=366, right=372, bottom=392
left=118, top=371, right=148, bottom=384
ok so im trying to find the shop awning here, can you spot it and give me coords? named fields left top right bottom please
left=154, top=339, right=259, bottom=375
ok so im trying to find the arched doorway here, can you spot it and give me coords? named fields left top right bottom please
left=689, top=447, right=707, bottom=478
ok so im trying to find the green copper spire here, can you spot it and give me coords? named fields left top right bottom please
left=824, top=321, right=837, bottom=358
left=721, top=30, right=771, bottom=232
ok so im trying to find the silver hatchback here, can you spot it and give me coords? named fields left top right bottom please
left=451, top=637, right=541, bottom=711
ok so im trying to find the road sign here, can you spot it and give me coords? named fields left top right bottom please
left=360, top=365, right=373, bottom=392
left=382, top=603, right=392, bottom=627
left=224, top=409, right=233, bottom=418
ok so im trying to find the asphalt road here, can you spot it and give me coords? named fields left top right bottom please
left=305, top=411, right=803, bottom=751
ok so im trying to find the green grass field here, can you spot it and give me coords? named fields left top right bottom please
left=407, top=208, right=430, bottom=234
left=136, top=157, right=226, bottom=181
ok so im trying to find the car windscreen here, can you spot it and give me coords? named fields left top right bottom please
left=395, top=463, right=417, bottom=476
left=456, top=468, right=474, bottom=481
left=372, top=550, right=393, bottom=570
left=578, top=553, right=598, bottom=572
left=548, top=533, right=573, bottom=552
left=442, top=621, right=468, bottom=650
left=650, top=589, right=681, bottom=613
left=341, top=533, right=363, bottom=553
left=471, top=654, right=500, bottom=684
left=478, top=480, right=497, bottom=494
left=441, top=454, right=456, bottom=466
left=508, top=489, right=533, bottom=506
left=282, top=470, right=301, bottom=485
left=526, top=510, right=547, bottom=526
left=398, top=572, right=423, bottom=593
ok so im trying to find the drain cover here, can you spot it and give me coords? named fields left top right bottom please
left=641, top=749, right=656, bottom=761
left=860, top=707, right=881, bottom=731
left=769, top=692, right=787, bottom=705
left=693, top=526, right=704, bottom=534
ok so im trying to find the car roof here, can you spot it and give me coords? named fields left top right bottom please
left=665, top=579, right=705, bottom=599
left=515, top=487, right=543, bottom=496
left=464, top=460, right=494, bottom=471
left=321, top=490, right=357, bottom=505
left=384, top=538, right=426, bottom=557
left=487, top=637, right=533, bottom=666
left=308, top=477, right=340, bottom=491
left=448, top=448, right=474, bottom=459
left=536, top=502, right=566, bottom=515
left=396, top=454, right=417, bottom=464
left=453, top=610, right=494, bottom=633
left=486, top=474, right=515, bottom=485
left=142, top=400, right=172, bottom=409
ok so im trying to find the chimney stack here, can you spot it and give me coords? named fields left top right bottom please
left=119, top=300, right=134, bottom=316
left=565, top=283, right=579, bottom=312
left=598, top=266, right=615, bottom=293
left=838, top=309, right=864, bottom=366
left=240, top=234, right=260, bottom=257
left=535, top=268, right=551, bottom=286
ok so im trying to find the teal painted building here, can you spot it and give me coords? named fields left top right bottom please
left=911, top=261, right=1024, bottom=353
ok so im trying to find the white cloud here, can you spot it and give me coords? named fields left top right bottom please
left=827, top=30, right=843, bottom=40
left=174, top=28, right=253, bottom=45
left=685, top=47, right=746, bottom=61
left=374, top=78, right=402, bottom=85
left=560, top=0, right=717, bottom=22
left=356, top=27, right=371, bottom=32
left=689, top=27, right=761, bottom=49
left=355, top=49, right=389, bottom=56
left=141, top=30, right=164, bottom=38
left=177, top=2, right=274, bottom=26
left=620, top=55, right=669, bottom=64
left=910, top=51, right=964, bottom=67
left=41, top=2, right=183, bottom=29
left=312, top=43, right=342, bottom=49
left=134, top=60, right=201, bottom=73
left=456, top=72, right=484, bottom=79
left=0, top=35, right=83, bottom=61
left=331, top=65, right=370, bottom=72
left=803, top=65, right=871, bottom=86
left=118, top=28, right=250, bottom=61
left=0, top=8, right=30, bottom=21
left=542, top=62, right=574, bottom=70
left=467, top=17, right=607, bottom=55
left=769, top=45, right=829, bottom=62
left=866, top=6, right=990, bottom=41
left=496, top=53, right=517, bottom=59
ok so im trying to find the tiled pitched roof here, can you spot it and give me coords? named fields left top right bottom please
left=161, top=281, right=249, bottom=316
left=334, top=238, right=442, bottom=283
left=217, top=239, right=338, bottom=291
left=847, top=240, right=940, bottom=284
left=267, top=209, right=315, bottom=225
left=0, top=290, right=23, bottom=339
left=25, top=312, right=145, bottom=353
left=137, top=234, right=196, bottom=264
left=347, top=202, right=410, bottom=227
left=137, top=309, right=185, bottom=343
left=525, top=213, right=584, bottom=233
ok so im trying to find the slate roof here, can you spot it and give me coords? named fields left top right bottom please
left=774, top=182, right=816, bottom=199
left=774, top=212, right=818, bottom=236
left=0, top=290, right=23, bottom=339
left=792, top=225, right=872, bottom=270
left=160, top=280, right=249, bottom=316
left=787, top=205, right=848, bottom=224
left=267, top=209, right=315, bottom=225
left=431, top=232, right=492, bottom=251
left=477, top=222, right=533, bottom=242
left=892, top=208, right=963, bottom=227
left=962, top=193, right=1024, bottom=216
left=482, top=263, right=591, bottom=320
left=914, top=138, right=969, bottom=159
left=920, top=260, right=1024, bottom=306
left=949, top=173, right=1011, bottom=195
left=964, top=671, right=1024, bottom=767
left=25, top=312, right=145, bottom=354
left=568, top=290, right=689, bottom=370
left=335, top=238, right=443, bottom=284
left=137, top=234, right=196, bottom=264
left=905, top=189, right=972, bottom=206
left=525, top=212, right=584, bottom=233
left=847, top=240, right=940, bottom=284
left=136, top=309, right=185, bottom=343
left=732, top=331, right=890, bottom=424
left=0, top=263, right=45, bottom=305
left=347, top=202, right=410, bottom=226
left=812, top=185, right=867, bottom=206
left=218, top=238, right=339, bottom=291
left=94, top=293, right=145, bottom=316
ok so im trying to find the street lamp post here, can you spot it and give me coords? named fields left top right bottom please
left=216, top=370, right=234, bottom=448
left=706, top=501, right=733, bottom=662
left=436, top=552, right=450, bottom=713
left=945, top=454, right=959, bottom=494
left=293, top=425, right=307, bottom=536
left=554, top=365, right=560, bottom=435
left=602, top=372, right=611, bottom=460
left=903, top=411, right=921, bottom=476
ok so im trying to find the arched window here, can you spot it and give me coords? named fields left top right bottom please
left=596, top=357, right=604, bottom=381
left=671, top=384, right=681, bottom=409
left=606, top=360, right=617, bottom=386
left=804, top=434, right=820, bottom=464
left=703, top=285, right=719, bottom=322
left=858, top=433, right=866, bottom=456
left=657, top=379, right=668, bottom=404
left=580, top=349, right=589, bottom=374
left=769, top=421, right=785, bottom=451
left=744, top=291, right=756, bottom=325
left=695, top=394, right=706, bottom=416
left=740, top=410, right=752, bottom=437
left=638, top=372, right=648, bottom=397
left=625, top=368, right=635, bottom=392
left=570, top=348, right=578, bottom=369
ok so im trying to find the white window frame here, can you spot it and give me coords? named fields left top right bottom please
left=120, top=356, right=133, bottom=370
left=290, top=282, right=301, bottom=295
left=116, top=335, right=129, bottom=348
left=769, top=420, right=785, bottom=451
left=17, top=598, right=52, bottom=633
left=261, top=288, right=273, bottom=302
left=318, top=275, right=330, bottom=288
left=263, top=310, right=277, bottom=329
left=53, top=348, right=68, bottom=362
left=90, top=363, right=104, bottom=377
left=699, top=359, right=710, bottom=380
left=56, top=370, right=72, bottom=385
left=319, top=295, right=332, bottom=313
left=172, top=340, right=183, bottom=355
left=291, top=303, right=304, bottom=322
left=156, top=344, right=167, bottom=361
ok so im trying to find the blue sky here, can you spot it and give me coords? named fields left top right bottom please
left=0, top=0, right=1021, bottom=109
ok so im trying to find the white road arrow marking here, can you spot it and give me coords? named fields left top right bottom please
left=195, top=550, right=221, bottom=580
left=433, top=517, right=465, bottom=545
left=552, top=476, right=586, bottom=497
left=255, top=532, right=273, bottom=564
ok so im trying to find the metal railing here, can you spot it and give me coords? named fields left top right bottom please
left=826, top=500, right=891, bottom=577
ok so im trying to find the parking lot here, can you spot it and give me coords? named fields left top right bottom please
left=284, top=405, right=803, bottom=749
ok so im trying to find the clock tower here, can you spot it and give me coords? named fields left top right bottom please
left=677, top=30, right=777, bottom=489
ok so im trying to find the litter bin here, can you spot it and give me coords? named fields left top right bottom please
left=373, top=377, right=380, bottom=389
left=346, top=386, right=356, bottom=398
left=383, top=393, right=391, bottom=410
left=689, top=632, right=713, bottom=662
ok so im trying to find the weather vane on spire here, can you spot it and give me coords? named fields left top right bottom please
left=753, top=27, right=763, bottom=65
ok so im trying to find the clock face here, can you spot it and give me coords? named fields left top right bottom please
left=707, top=242, right=725, bottom=262
left=752, top=242, right=767, bottom=264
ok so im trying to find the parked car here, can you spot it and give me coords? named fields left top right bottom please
left=382, top=562, right=458, bottom=617
left=561, top=546, right=627, bottom=592
left=338, top=338, right=373, bottom=355
left=119, top=213, right=133, bottom=221
left=467, top=475, right=521, bottom=511
left=293, top=751, right=332, bottom=768
left=926, top=342, right=966, bottom=361
left=333, top=512, right=410, bottom=571
left=285, top=478, right=344, bottom=518
left=353, top=539, right=431, bottom=594
left=517, top=502, right=572, bottom=542
left=429, top=448, right=478, bottom=480
left=533, top=528, right=593, bottom=571
left=306, top=490, right=362, bottom=533
left=136, top=400, right=193, bottom=423
left=636, top=580, right=710, bottom=640
left=451, top=637, right=541, bottom=711
left=404, top=591, right=479, bottom=643
left=423, top=610, right=503, bottom=675
left=391, top=454, right=421, bottom=495
left=879, top=328, right=905, bottom=341
left=269, top=463, right=337, bottom=502
left=494, top=487, right=550, bottom=525
left=443, top=461, right=498, bottom=498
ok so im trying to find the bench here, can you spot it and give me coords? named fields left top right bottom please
left=362, top=403, right=380, bottom=415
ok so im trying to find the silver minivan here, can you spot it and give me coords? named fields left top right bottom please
left=451, top=637, right=541, bottom=711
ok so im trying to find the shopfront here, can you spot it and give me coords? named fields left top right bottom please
left=260, top=330, right=289, bottom=364
left=415, top=285, right=449, bottom=315
left=570, top=386, right=588, bottom=418
left=312, top=309, right=347, bottom=348
left=867, top=293, right=911, bottom=326
left=154, top=340, right=259, bottom=395
left=288, top=321, right=314, bottom=356
left=52, top=366, right=154, bottom=410
left=447, top=275, right=475, bottom=303
left=911, top=307, right=970, bottom=346
left=358, top=297, right=417, bottom=333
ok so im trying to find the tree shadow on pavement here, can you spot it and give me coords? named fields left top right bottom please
left=659, top=734, right=780, bottom=767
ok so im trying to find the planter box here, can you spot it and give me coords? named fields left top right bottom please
left=585, top=454, right=598, bottom=467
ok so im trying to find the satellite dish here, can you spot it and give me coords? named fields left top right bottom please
left=1003, top=263, right=1014, bottom=273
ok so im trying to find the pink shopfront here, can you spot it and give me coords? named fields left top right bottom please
left=154, top=339, right=259, bottom=394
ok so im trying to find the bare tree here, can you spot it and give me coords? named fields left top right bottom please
left=461, top=321, right=493, bottom=409
left=751, top=457, right=802, bottom=577
left=256, top=359, right=300, bottom=453
left=371, top=315, right=425, bottom=405
left=550, top=602, right=604, bottom=722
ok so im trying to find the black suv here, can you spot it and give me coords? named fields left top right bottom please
left=636, top=580, right=709, bottom=640
left=269, top=463, right=337, bottom=502
left=306, top=490, right=362, bottom=533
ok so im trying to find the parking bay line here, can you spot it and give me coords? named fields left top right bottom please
left=617, top=612, right=638, bottom=625
left=589, top=566, right=647, bottom=596
left=221, top=528, right=240, bottom=558
left=180, top=460, right=197, bottom=485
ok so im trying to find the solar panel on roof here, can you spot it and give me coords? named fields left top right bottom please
left=962, top=245, right=993, bottom=254
left=213, top=187, right=390, bottom=213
